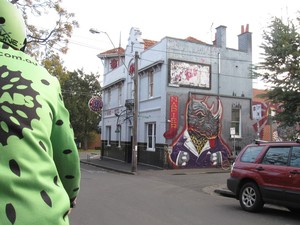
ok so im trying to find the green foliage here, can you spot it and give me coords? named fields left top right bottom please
left=60, top=69, right=101, bottom=149
left=255, top=15, right=300, bottom=127
left=42, top=53, right=69, bottom=84
left=13, top=0, right=79, bottom=62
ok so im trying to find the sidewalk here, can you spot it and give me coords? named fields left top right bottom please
left=79, top=151, right=231, bottom=175
left=80, top=152, right=161, bottom=175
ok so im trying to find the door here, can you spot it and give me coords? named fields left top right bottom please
left=286, top=146, right=300, bottom=204
left=258, top=146, right=290, bottom=202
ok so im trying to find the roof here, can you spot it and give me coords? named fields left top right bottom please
left=184, top=36, right=207, bottom=44
left=143, top=39, right=157, bottom=49
left=99, top=47, right=125, bottom=56
left=98, top=36, right=206, bottom=56
left=253, top=88, right=267, bottom=102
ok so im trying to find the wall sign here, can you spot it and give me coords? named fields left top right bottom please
left=169, top=59, right=211, bottom=89
left=88, top=96, right=103, bottom=113
left=164, top=96, right=178, bottom=139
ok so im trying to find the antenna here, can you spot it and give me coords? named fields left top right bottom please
left=210, top=23, right=214, bottom=42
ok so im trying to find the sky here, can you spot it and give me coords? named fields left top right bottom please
left=57, top=0, right=299, bottom=88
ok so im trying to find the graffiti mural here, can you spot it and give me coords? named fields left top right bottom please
left=168, top=96, right=231, bottom=168
left=252, top=101, right=282, bottom=141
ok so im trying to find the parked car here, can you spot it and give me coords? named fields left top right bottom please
left=227, top=139, right=300, bottom=212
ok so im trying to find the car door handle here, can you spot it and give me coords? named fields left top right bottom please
left=256, top=166, right=265, bottom=171
left=290, top=170, right=300, bottom=175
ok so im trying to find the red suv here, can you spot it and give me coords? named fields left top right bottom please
left=227, top=140, right=300, bottom=212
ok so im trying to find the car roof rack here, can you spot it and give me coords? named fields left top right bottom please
left=254, top=139, right=268, bottom=145
left=255, top=139, right=300, bottom=145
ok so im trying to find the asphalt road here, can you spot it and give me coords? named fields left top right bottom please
left=69, top=163, right=300, bottom=225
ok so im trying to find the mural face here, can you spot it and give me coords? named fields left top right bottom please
left=168, top=96, right=231, bottom=168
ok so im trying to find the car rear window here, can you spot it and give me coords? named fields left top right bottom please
left=240, top=146, right=264, bottom=163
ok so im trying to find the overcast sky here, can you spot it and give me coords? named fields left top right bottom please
left=57, top=0, right=299, bottom=88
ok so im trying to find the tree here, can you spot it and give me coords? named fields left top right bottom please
left=13, top=0, right=78, bottom=61
left=254, top=15, right=300, bottom=131
left=61, top=69, right=101, bottom=150
left=42, top=53, right=69, bottom=84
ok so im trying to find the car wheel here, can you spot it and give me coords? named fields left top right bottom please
left=239, top=182, right=263, bottom=212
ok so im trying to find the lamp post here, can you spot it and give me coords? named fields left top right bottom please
left=131, top=51, right=139, bottom=173
left=90, top=28, right=126, bottom=71
left=89, top=28, right=116, bottom=49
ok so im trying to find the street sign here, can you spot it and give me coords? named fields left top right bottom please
left=230, top=127, right=235, bottom=135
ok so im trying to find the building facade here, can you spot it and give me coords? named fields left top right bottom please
left=99, top=25, right=257, bottom=169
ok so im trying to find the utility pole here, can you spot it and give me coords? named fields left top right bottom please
left=132, top=51, right=139, bottom=173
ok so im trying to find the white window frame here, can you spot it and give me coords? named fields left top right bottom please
left=146, top=123, right=156, bottom=151
left=106, top=126, right=111, bottom=146
left=107, top=88, right=111, bottom=109
left=118, top=84, right=122, bottom=106
left=231, top=108, right=241, bottom=138
left=117, top=125, right=121, bottom=148
left=148, top=70, right=154, bottom=98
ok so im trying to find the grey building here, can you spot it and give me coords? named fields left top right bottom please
left=98, top=25, right=256, bottom=169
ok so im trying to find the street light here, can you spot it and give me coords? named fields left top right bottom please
left=90, top=28, right=125, bottom=70
left=89, top=28, right=116, bottom=49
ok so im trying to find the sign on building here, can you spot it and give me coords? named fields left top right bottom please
left=252, top=104, right=262, bottom=120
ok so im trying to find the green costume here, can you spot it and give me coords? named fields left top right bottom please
left=0, top=42, right=81, bottom=225
left=1, top=2, right=80, bottom=223
left=0, top=30, right=80, bottom=225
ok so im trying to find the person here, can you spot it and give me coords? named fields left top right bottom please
left=0, top=1, right=80, bottom=224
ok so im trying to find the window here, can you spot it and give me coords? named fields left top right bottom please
left=118, top=84, right=122, bottom=106
left=290, top=147, right=300, bottom=167
left=148, top=70, right=154, bottom=98
left=146, top=123, right=156, bottom=151
left=106, top=126, right=111, bottom=146
left=107, top=88, right=111, bottom=109
left=261, top=147, right=290, bottom=166
left=241, top=146, right=264, bottom=163
left=231, top=108, right=241, bottom=137
left=117, top=125, right=121, bottom=148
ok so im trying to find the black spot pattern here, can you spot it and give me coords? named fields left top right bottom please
left=53, top=176, right=59, bottom=186
left=63, top=211, right=69, bottom=220
left=73, top=187, right=79, bottom=192
left=39, top=141, right=47, bottom=151
left=5, top=203, right=16, bottom=224
left=41, top=79, right=50, bottom=86
left=65, top=175, right=74, bottom=179
left=63, top=149, right=72, bottom=154
left=49, top=112, right=53, bottom=121
left=0, top=66, right=41, bottom=146
left=9, top=160, right=20, bottom=177
left=56, top=120, right=63, bottom=126
left=40, top=190, right=52, bottom=207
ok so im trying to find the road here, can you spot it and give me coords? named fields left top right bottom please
left=69, top=163, right=300, bottom=225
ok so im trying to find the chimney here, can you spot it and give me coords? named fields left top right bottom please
left=215, top=25, right=227, bottom=48
left=238, top=24, right=252, bottom=54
